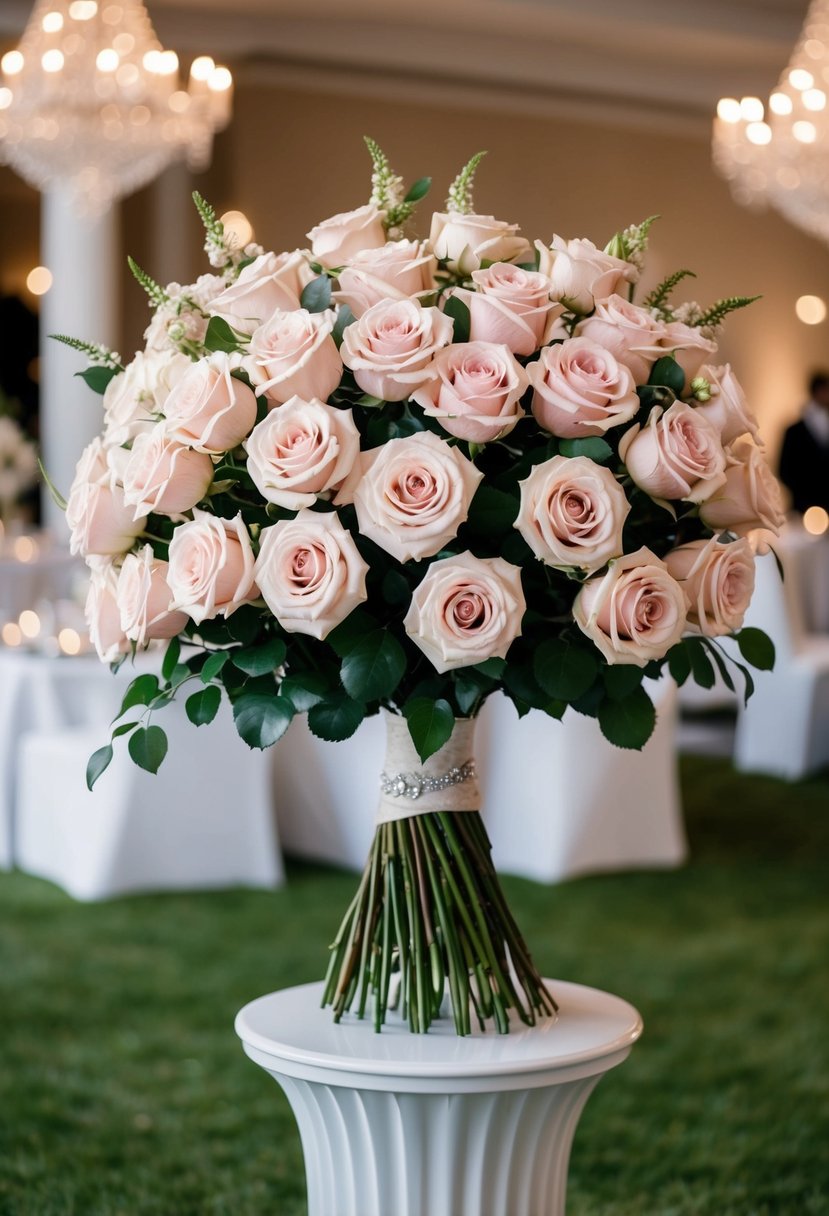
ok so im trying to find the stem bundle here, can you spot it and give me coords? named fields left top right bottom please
left=322, top=810, right=558, bottom=1035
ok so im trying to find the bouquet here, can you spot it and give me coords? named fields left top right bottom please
left=59, top=140, right=783, bottom=1034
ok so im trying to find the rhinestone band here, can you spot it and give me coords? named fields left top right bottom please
left=380, top=760, right=477, bottom=802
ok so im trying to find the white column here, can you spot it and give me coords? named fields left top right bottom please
left=151, top=161, right=195, bottom=287
left=40, top=188, right=120, bottom=535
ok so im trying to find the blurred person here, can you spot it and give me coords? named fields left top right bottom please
left=779, top=370, right=829, bottom=514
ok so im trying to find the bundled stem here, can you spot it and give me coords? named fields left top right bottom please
left=322, top=810, right=558, bottom=1035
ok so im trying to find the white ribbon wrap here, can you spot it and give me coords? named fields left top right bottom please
left=376, top=708, right=480, bottom=824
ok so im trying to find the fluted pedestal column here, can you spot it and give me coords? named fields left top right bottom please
left=236, top=979, right=642, bottom=1216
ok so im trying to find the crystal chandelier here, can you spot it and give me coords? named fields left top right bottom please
left=713, top=0, right=829, bottom=246
left=0, top=0, right=233, bottom=214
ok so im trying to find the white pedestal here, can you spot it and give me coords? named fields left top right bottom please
left=236, top=979, right=642, bottom=1216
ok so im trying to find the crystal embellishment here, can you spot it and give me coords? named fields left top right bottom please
left=380, top=760, right=476, bottom=801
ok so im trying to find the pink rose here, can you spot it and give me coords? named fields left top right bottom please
left=515, top=455, right=630, bottom=573
left=245, top=308, right=343, bottom=407
left=66, top=439, right=147, bottom=557
left=660, top=320, right=718, bottom=388
left=340, top=299, right=453, bottom=402
left=117, top=545, right=188, bottom=646
left=410, top=341, right=529, bottom=444
left=167, top=510, right=258, bottom=624
left=307, top=204, right=387, bottom=270
left=695, top=364, right=762, bottom=446
left=698, top=442, right=785, bottom=541
left=122, top=427, right=214, bottom=519
left=254, top=509, right=368, bottom=640
left=576, top=295, right=666, bottom=384
left=665, top=536, right=756, bottom=636
left=535, top=236, right=632, bottom=314
left=620, top=402, right=727, bottom=504
left=209, top=251, right=312, bottom=335
left=163, top=352, right=257, bottom=454
left=528, top=337, right=640, bottom=438
left=335, top=239, right=437, bottom=317
left=102, top=350, right=190, bottom=448
left=451, top=263, right=561, bottom=356
left=85, top=559, right=131, bottom=663
left=429, top=211, right=530, bottom=275
left=244, top=396, right=360, bottom=510
left=574, top=547, right=688, bottom=666
left=345, top=431, right=482, bottom=563
left=403, top=552, right=526, bottom=673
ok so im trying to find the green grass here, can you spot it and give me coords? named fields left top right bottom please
left=1, top=755, right=828, bottom=1215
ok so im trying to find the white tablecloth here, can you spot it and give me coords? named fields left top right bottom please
left=777, top=520, right=829, bottom=635
left=0, top=649, right=284, bottom=898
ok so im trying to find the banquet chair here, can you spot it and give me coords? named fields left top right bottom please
left=733, top=551, right=829, bottom=780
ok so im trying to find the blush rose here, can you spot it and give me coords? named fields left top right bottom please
left=620, top=401, right=727, bottom=504
left=163, top=352, right=257, bottom=454
left=534, top=236, right=632, bottom=314
left=167, top=510, right=258, bottom=625
left=117, top=545, right=188, bottom=646
left=410, top=341, right=529, bottom=444
left=429, top=211, right=530, bottom=275
left=515, top=455, right=630, bottom=573
left=244, top=396, right=360, bottom=510
left=66, top=439, right=147, bottom=558
left=451, top=262, right=561, bottom=356
left=528, top=337, right=640, bottom=438
left=245, top=308, right=343, bottom=407
left=664, top=536, right=756, bottom=636
left=122, top=427, right=214, bottom=519
left=340, top=299, right=453, bottom=402
left=307, top=203, right=387, bottom=269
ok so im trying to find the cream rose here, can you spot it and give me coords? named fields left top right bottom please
left=573, top=547, right=688, bottom=666
left=695, top=364, right=762, bottom=446
left=698, top=442, right=785, bottom=541
left=429, top=211, right=530, bottom=275
left=515, top=455, right=630, bottom=573
left=451, top=263, right=560, bottom=356
left=345, top=431, right=482, bottom=563
left=102, top=350, right=191, bottom=448
left=245, top=307, right=343, bottom=407
left=528, top=337, right=640, bottom=438
left=254, top=509, right=368, bottom=640
left=620, top=401, right=727, bottom=504
left=535, top=236, right=632, bottom=314
left=85, top=559, right=131, bottom=663
left=163, top=352, right=257, bottom=454
left=340, top=299, right=453, bottom=402
left=117, top=545, right=188, bottom=646
left=576, top=295, right=667, bottom=384
left=244, top=396, right=360, bottom=510
left=403, top=552, right=526, bottom=673
left=335, top=239, right=437, bottom=317
left=410, top=341, right=529, bottom=444
left=66, top=439, right=147, bottom=557
left=307, top=204, right=387, bottom=270
left=660, top=320, right=718, bottom=388
left=665, top=536, right=756, bottom=637
left=167, top=510, right=258, bottom=624
left=208, top=251, right=312, bottom=335
left=122, top=427, right=214, bottom=519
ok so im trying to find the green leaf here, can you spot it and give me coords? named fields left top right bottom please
left=667, top=642, right=692, bottom=686
left=128, top=725, right=168, bottom=774
left=308, top=694, right=365, bottom=742
left=442, top=294, right=471, bottom=343
left=232, top=693, right=294, bottom=749
left=467, top=486, right=518, bottom=534
left=340, top=631, right=406, bottom=703
left=231, top=636, right=287, bottom=677
left=404, top=176, right=432, bottom=203
left=558, top=437, right=614, bottom=464
left=226, top=606, right=261, bottom=645
left=502, top=664, right=552, bottom=711
left=201, top=650, right=231, bottom=684
left=603, top=664, right=644, bottom=700
left=300, top=276, right=332, bottom=313
left=534, top=639, right=598, bottom=701
left=735, top=627, right=775, bottom=672
left=186, top=685, right=221, bottom=726
left=648, top=355, right=685, bottom=396
left=204, top=315, right=243, bottom=353
left=161, top=637, right=181, bottom=683
left=279, top=673, right=330, bottom=712
left=116, top=674, right=161, bottom=718
left=37, top=458, right=67, bottom=511
left=382, top=568, right=411, bottom=606
left=473, top=657, right=507, bottom=679
left=703, top=641, right=736, bottom=693
left=332, top=304, right=355, bottom=347
left=685, top=638, right=716, bottom=689
left=403, top=698, right=454, bottom=763
left=598, top=686, right=656, bottom=750
left=86, top=745, right=114, bottom=791
left=326, top=609, right=378, bottom=658
left=75, top=365, right=118, bottom=394
left=453, top=675, right=482, bottom=716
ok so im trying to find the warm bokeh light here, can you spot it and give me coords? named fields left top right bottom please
left=802, top=88, right=826, bottom=111
left=793, top=120, right=817, bottom=143
left=0, top=88, right=13, bottom=111
left=157, top=50, right=179, bottom=75
left=19, top=610, right=41, bottom=640
left=42, top=11, right=64, bottom=32
left=96, top=48, right=119, bottom=72
left=220, top=209, right=253, bottom=246
left=769, top=92, right=793, bottom=115
left=1, top=622, right=22, bottom=647
left=13, top=536, right=38, bottom=562
left=789, top=67, right=814, bottom=90
left=716, top=98, right=741, bottom=123
left=739, top=96, right=764, bottom=122
left=795, top=294, right=827, bottom=324
left=26, top=266, right=53, bottom=296
left=1, top=50, right=24, bottom=75
left=142, top=49, right=161, bottom=73
left=41, top=49, right=64, bottom=73
left=746, top=122, right=772, bottom=146
left=803, top=505, right=829, bottom=535
left=68, top=0, right=98, bottom=19
left=190, top=55, right=215, bottom=82
left=58, top=628, right=82, bottom=656
left=208, top=66, right=232, bottom=92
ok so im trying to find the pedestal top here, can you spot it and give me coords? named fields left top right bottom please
left=236, top=979, right=642, bottom=1090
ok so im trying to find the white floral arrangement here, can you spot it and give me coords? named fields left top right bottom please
left=0, top=412, right=38, bottom=520
left=57, top=141, right=782, bottom=1034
